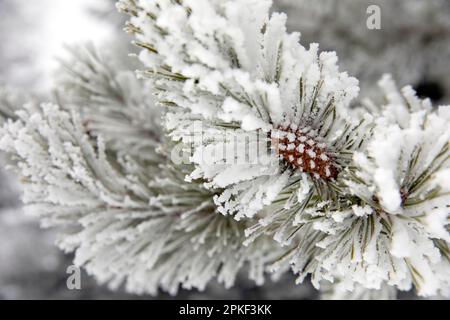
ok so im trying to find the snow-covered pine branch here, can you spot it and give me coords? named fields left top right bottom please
left=0, top=101, right=281, bottom=295
left=119, top=0, right=449, bottom=297
left=0, top=0, right=447, bottom=300
left=55, top=44, right=163, bottom=162
left=0, top=42, right=286, bottom=295
left=271, top=78, right=450, bottom=297
left=119, top=0, right=367, bottom=244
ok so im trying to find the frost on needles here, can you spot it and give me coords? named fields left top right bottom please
left=0, top=45, right=280, bottom=295
left=0, top=0, right=448, bottom=299
left=119, top=0, right=449, bottom=297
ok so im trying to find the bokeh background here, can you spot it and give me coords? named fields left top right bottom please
left=0, top=0, right=449, bottom=299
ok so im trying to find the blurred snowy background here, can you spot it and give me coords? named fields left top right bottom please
left=0, top=0, right=449, bottom=299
